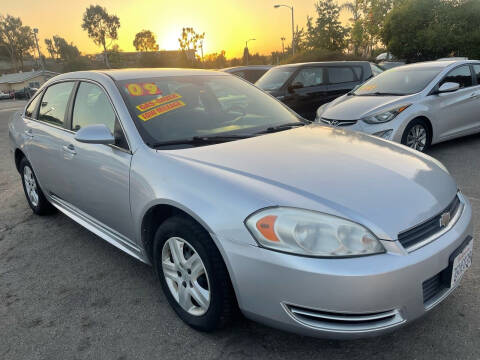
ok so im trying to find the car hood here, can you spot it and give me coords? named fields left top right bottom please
left=322, top=94, right=418, bottom=120
left=162, top=125, right=457, bottom=240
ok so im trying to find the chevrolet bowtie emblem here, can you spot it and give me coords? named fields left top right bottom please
left=439, top=212, right=451, bottom=228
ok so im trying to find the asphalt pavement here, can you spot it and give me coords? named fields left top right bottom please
left=0, top=99, right=479, bottom=360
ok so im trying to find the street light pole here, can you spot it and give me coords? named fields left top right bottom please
left=274, top=4, right=295, bottom=56
left=33, top=28, right=45, bottom=71
left=281, top=37, right=286, bottom=59
left=245, top=38, right=256, bottom=65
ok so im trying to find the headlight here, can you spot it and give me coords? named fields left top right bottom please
left=245, top=208, right=385, bottom=257
left=315, top=103, right=329, bottom=122
left=362, top=105, right=410, bottom=124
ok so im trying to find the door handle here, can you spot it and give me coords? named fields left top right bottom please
left=24, top=129, right=33, bottom=138
left=62, top=144, right=77, bottom=155
left=470, top=92, right=479, bottom=99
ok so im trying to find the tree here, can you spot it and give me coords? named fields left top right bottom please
left=340, top=0, right=363, bottom=55
left=382, top=0, right=480, bottom=61
left=359, top=0, right=396, bottom=55
left=0, top=14, right=35, bottom=71
left=304, top=0, right=349, bottom=52
left=44, top=36, right=80, bottom=62
left=133, top=30, right=159, bottom=52
left=81, top=5, right=120, bottom=68
left=178, top=27, right=205, bottom=60
left=203, top=50, right=227, bottom=68
left=44, top=38, right=56, bottom=59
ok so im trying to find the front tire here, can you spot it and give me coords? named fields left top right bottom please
left=153, top=216, right=236, bottom=332
left=401, top=119, right=431, bottom=152
left=19, top=157, right=56, bottom=215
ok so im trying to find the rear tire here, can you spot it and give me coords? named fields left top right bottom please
left=401, top=118, right=431, bottom=152
left=153, top=216, right=236, bottom=332
left=19, top=157, right=56, bottom=215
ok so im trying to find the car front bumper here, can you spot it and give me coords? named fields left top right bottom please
left=221, top=196, right=473, bottom=339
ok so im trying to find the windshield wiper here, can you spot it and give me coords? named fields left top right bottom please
left=149, top=134, right=253, bottom=148
left=257, top=122, right=307, bottom=134
left=357, top=91, right=407, bottom=96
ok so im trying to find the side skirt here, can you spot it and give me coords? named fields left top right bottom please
left=49, top=194, right=150, bottom=264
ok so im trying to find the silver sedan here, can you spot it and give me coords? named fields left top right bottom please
left=9, top=69, right=473, bottom=338
left=316, top=60, right=480, bottom=152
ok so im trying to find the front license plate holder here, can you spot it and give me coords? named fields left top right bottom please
left=441, top=236, right=473, bottom=288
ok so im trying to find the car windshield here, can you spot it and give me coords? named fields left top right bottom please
left=353, top=66, right=443, bottom=96
left=256, top=67, right=296, bottom=91
left=117, top=75, right=302, bottom=147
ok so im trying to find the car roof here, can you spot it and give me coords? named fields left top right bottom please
left=221, top=65, right=273, bottom=72
left=54, top=68, right=228, bottom=82
left=274, top=61, right=371, bottom=68
left=390, top=60, right=478, bottom=71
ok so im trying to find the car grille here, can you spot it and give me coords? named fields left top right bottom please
left=320, top=118, right=357, bottom=127
left=285, top=304, right=404, bottom=332
left=398, top=195, right=462, bottom=252
left=422, top=271, right=447, bottom=305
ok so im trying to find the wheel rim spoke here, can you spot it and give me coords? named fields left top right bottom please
left=189, top=282, right=209, bottom=310
left=168, top=238, right=184, bottom=267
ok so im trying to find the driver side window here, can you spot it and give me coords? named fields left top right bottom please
left=72, top=82, right=129, bottom=150
left=440, top=65, right=473, bottom=89
left=292, top=68, right=325, bottom=88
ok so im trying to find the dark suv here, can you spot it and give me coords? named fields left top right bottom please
left=256, top=61, right=383, bottom=120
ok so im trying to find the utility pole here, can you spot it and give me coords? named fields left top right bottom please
left=274, top=4, right=295, bottom=56
left=33, top=28, right=45, bottom=71
left=281, top=37, right=286, bottom=60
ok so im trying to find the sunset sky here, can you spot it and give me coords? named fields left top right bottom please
left=3, top=0, right=349, bottom=58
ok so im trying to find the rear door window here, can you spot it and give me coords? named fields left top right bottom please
left=327, top=67, right=357, bottom=84
left=292, top=68, right=325, bottom=87
left=38, top=82, right=75, bottom=127
left=440, top=65, right=473, bottom=89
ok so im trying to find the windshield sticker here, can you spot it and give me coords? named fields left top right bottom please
left=138, top=100, right=186, bottom=121
left=125, top=83, right=162, bottom=96
left=136, top=93, right=182, bottom=112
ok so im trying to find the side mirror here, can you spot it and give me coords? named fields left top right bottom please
left=288, top=82, right=304, bottom=93
left=75, top=124, right=115, bottom=145
left=438, top=82, right=460, bottom=94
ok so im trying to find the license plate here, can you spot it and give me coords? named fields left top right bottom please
left=450, top=239, right=473, bottom=287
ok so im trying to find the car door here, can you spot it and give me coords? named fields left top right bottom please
left=325, top=66, right=361, bottom=103
left=430, top=65, right=479, bottom=140
left=25, top=81, right=76, bottom=198
left=282, top=67, right=327, bottom=120
left=61, top=81, right=135, bottom=241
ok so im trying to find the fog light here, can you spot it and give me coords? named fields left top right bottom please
left=373, top=129, right=393, bottom=140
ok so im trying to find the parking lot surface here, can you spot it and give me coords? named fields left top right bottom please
left=0, top=99, right=479, bottom=360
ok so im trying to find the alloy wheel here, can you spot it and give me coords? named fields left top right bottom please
left=161, top=237, right=211, bottom=316
left=406, top=124, right=427, bottom=151
left=23, top=166, right=39, bottom=207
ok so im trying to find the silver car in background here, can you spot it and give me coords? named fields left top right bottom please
left=316, top=60, right=480, bottom=152
left=9, top=69, right=473, bottom=338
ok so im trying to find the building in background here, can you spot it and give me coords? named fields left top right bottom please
left=0, top=70, right=59, bottom=93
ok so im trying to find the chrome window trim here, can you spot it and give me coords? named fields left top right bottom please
left=403, top=192, right=465, bottom=253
